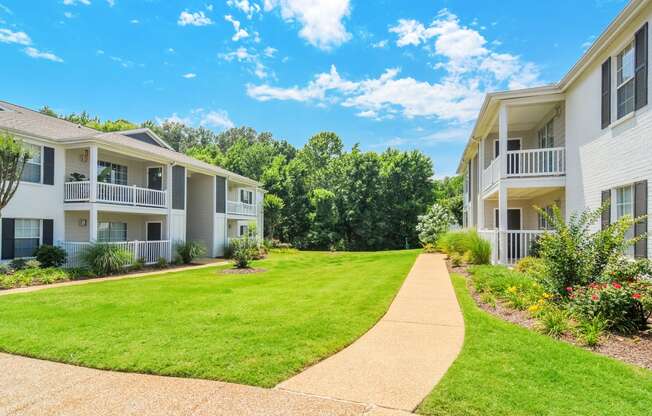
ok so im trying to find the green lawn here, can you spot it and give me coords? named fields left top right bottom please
left=418, top=274, right=652, bottom=416
left=0, top=250, right=418, bottom=387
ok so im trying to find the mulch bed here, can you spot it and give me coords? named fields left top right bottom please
left=220, top=268, right=267, bottom=275
left=448, top=260, right=652, bottom=370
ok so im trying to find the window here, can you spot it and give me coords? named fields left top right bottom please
left=98, top=161, right=128, bottom=185
left=21, top=143, right=42, bottom=183
left=538, top=205, right=554, bottom=230
left=615, top=185, right=635, bottom=256
left=617, top=42, right=636, bottom=119
left=14, top=219, right=40, bottom=258
left=538, top=120, right=554, bottom=148
left=240, top=189, right=253, bottom=205
left=238, top=224, right=249, bottom=237
left=98, top=222, right=127, bottom=242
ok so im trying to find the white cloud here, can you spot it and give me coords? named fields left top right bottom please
left=182, top=72, right=197, bottom=79
left=0, top=28, right=31, bottom=45
left=64, top=11, right=76, bottom=18
left=225, top=15, right=249, bottom=41
left=264, top=0, right=351, bottom=50
left=156, top=108, right=234, bottom=130
left=107, top=0, right=115, bottom=6
left=130, top=19, right=140, bottom=24
left=372, top=39, right=388, bottom=48
left=220, top=47, right=271, bottom=79
left=263, top=46, right=277, bottom=57
left=178, top=10, right=213, bottom=26
left=227, top=0, right=261, bottom=19
left=24, top=47, right=64, bottom=62
left=63, top=0, right=91, bottom=5
left=0, top=4, right=12, bottom=14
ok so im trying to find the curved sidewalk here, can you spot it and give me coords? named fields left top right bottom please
left=0, top=254, right=462, bottom=415
left=277, top=253, right=464, bottom=412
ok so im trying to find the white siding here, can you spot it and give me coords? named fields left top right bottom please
left=186, top=173, right=215, bottom=255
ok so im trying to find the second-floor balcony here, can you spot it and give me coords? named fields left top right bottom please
left=227, top=200, right=257, bottom=216
left=482, top=147, right=566, bottom=191
left=64, top=181, right=167, bottom=208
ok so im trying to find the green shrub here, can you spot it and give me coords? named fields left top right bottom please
left=0, top=263, right=10, bottom=275
left=25, top=259, right=41, bottom=269
left=576, top=316, right=607, bottom=347
left=175, top=240, right=206, bottom=264
left=438, top=230, right=472, bottom=257
left=156, top=257, right=168, bottom=269
left=470, top=265, right=545, bottom=310
left=34, top=245, right=67, bottom=268
left=228, top=236, right=265, bottom=268
left=9, top=258, right=28, bottom=270
left=131, top=257, right=146, bottom=271
left=450, top=253, right=464, bottom=267
left=416, top=203, right=453, bottom=245
left=514, top=256, right=547, bottom=280
left=466, top=231, right=491, bottom=265
left=602, top=257, right=652, bottom=282
left=0, top=267, right=71, bottom=289
left=537, top=306, right=569, bottom=338
left=67, top=267, right=94, bottom=279
left=568, top=281, right=650, bottom=333
left=535, top=204, right=643, bottom=295
left=422, top=243, right=438, bottom=253
left=82, top=244, right=133, bottom=276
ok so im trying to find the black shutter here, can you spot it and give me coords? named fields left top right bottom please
left=42, top=219, right=54, bottom=246
left=601, top=59, right=612, bottom=129
left=172, top=165, right=186, bottom=210
left=634, top=180, right=648, bottom=258
left=216, top=176, right=226, bottom=214
left=635, top=23, right=648, bottom=110
left=2, top=218, right=15, bottom=260
left=601, top=190, right=611, bottom=230
left=43, top=147, right=54, bottom=185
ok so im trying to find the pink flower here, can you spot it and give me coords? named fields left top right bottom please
left=591, top=294, right=599, bottom=302
left=632, top=293, right=642, bottom=300
left=566, top=287, right=573, bottom=292
left=612, top=282, right=622, bottom=289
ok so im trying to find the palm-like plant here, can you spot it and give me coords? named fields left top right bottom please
left=0, top=132, right=31, bottom=218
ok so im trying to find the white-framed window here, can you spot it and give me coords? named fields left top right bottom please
left=616, top=41, right=636, bottom=119
left=614, top=185, right=635, bottom=256
left=538, top=120, right=554, bottom=148
left=238, top=224, right=249, bottom=237
left=21, top=143, right=42, bottom=184
left=14, top=219, right=41, bottom=258
left=98, top=161, right=128, bottom=185
left=240, top=189, right=253, bottom=205
left=98, top=222, right=127, bottom=242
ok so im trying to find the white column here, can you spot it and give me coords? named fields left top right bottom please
left=498, top=104, right=508, bottom=179
left=478, top=138, right=485, bottom=229
left=165, top=163, right=173, bottom=260
left=498, top=183, right=508, bottom=264
left=89, top=145, right=98, bottom=202
left=89, top=205, right=98, bottom=242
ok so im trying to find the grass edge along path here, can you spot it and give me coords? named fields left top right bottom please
left=417, top=273, right=652, bottom=416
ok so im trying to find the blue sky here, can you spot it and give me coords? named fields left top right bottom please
left=0, top=0, right=627, bottom=177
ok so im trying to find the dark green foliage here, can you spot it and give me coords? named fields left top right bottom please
left=175, top=241, right=206, bottom=264
left=432, top=175, right=463, bottom=225
left=82, top=244, right=133, bottom=275
left=34, top=245, right=67, bottom=268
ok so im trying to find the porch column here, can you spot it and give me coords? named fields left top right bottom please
left=89, top=205, right=98, bottom=242
left=498, top=183, right=508, bottom=264
left=165, top=163, right=173, bottom=260
left=498, top=104, right=508, bottom=179
left=477, top=138, right=485, bottom=229
left=89, top=145, right=98, bottom=202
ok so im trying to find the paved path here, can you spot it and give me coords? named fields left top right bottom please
left=0, top=254, right=462, bottom=415
left=0, top=260, right=228, bottom=297
left=277, top=254, right=464, bottom=412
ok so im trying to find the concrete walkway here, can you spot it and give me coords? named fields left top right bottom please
left=277, top=254, right=464, bottom=412
left=0, top=260, right=228, bottom=297
left=0, top=254, right=462, bottom=415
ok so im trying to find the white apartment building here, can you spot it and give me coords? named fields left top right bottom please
left=459, top=0, right=651, bottom=264
left=0, top=100, right=264, bottom=266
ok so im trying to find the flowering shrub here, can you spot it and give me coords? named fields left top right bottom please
left=602, top=257, right=652, bottom=282
left=471, top=265, right=545, bottom=310
left=568, top=281, right=650, bottom=333
left=416, top=203, right=453, bottom=246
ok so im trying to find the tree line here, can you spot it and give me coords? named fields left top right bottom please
left=40, top=107, right=463, bottom=250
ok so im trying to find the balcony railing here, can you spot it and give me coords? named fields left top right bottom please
left=482, top=147, right=566, bottom=191
left=58, top=240, right=171, bottom=268
left=478, top=229, right=546, bottom=265
left=64, top=181, right=167, bottom=208
left=227, top=200, right=257, bottom=216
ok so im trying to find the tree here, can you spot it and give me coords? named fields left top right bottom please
left=263, top=193, right=284, bottom=239
left=416, top=204, right=453, bottom=245
left=0, top=132, right=31, bottom=217
left=306, top=188, right=339, bottom=248
left=433, top=175, right=463, bottom=225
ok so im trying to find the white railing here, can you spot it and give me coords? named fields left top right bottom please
left=64, top=181, right=91, bottom=202
left=506, top=147, right=566, bottom=177
left=64, top=181, right=167, bottom=208
left=482, top=158, right=500, bottom=191
left=227, top=200, right=257, bottom=216
left=478, top=229, right=546, bottom=265
left=58, top=240, right=171, bottom=268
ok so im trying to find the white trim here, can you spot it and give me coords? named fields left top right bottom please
left=493, top=207, right=523, bottom=230
left=145, top=221, right=163, bottom=241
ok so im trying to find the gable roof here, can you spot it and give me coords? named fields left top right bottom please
left=115, top=128, right=174, bottom=150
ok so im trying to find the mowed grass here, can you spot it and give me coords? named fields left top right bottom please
left=418, top=274, right=652, bottom=416
left=0, top=250, right=418, bottom=387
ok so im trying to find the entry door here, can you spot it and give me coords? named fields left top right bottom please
left=147, top=167, right=163, bottom=190
left=146, top=222, right=162, bottom=241
left=495, top=209, right=521, bottom=230
left=496, top=209, right=522, bottom=261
